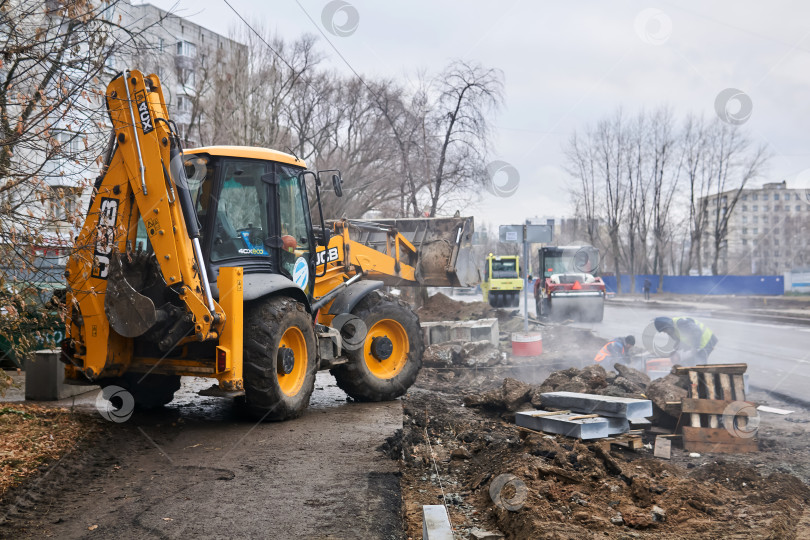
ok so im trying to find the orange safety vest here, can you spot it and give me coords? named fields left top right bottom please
left=594, top=338, right=626, bottom=363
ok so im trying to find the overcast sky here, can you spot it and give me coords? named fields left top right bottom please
left=145, top=0, right=810, bottom=229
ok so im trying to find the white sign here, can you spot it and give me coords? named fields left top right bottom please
left=293, top=257, right=309, bottom=290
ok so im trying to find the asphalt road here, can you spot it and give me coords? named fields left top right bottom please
left=4, top=373, right=404, bottom=540
left=448, top=290, right=810, bottom=405
left=576, top=304, right=810, bottom=406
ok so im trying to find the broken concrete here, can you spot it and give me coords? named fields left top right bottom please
left=422, top=340, right=503, bottom=368
left=539, top=391, right=653, bottom=419
left=464, top=378, right=532, bottom=412
left=646, top=372, right=690, bottom=424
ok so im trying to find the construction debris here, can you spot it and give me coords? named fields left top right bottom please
left=516, top=410, right=626, bottom=439
left=421, top=318, right=500, bottom=347
left=463, top=378, right=532, bottom=412
left=538, top=391, right=653, bottom=420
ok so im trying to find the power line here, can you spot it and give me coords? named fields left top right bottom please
left=292, top=0, right=382, bottom=104
left=221, top=0, right=307, bottom=82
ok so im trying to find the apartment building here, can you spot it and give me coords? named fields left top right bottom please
left=700, top=180, right=810, bottom=275
left=120, top=2, right=245, bottom=146
left=9, top=1, right=245, bottom=280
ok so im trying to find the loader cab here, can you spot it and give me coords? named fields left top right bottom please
left=183, top=147, right=317, bottom=299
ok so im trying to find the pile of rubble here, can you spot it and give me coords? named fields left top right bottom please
left=463, top=364, right=690, bottom=427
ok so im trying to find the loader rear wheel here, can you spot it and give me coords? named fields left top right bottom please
left=331, top=291, right=423, bottom=402
left=243, top=296, right=317, bottom=421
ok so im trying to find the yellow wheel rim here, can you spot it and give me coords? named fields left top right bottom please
left=278, top=326, right=307, bottom=397
left=364, top=318, right=409, bottom=380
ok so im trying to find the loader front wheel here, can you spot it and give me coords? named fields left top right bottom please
left=243, top=296, right=317, bottom=421
left=331, top=291, right=423, bottom=402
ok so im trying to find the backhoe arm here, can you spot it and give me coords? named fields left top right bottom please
left=64, top=70, right=225, bottom=379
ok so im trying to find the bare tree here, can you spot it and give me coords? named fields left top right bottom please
left=704, top=122, right=769, bottom=275
left=0, top=0, right=149, bottom=364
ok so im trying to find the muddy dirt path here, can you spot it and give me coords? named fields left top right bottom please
left=1, top=373, right=403, bottom=540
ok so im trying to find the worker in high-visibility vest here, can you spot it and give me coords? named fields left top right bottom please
left=653, top=316, right=718, bottom=365
left=594, top=335, right=635, bottom=367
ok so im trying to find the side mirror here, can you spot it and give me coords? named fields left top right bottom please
left=332, top=174, right=343, bottom=197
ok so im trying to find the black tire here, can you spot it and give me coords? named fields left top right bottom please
left=243, top=296, right=317, bottom=421
left=488, top=292, right=497, bottom=307
left=330, top=290, right=424, bottom=402
left=512, top=292, right=521, bottom=308
left=118, top=373, right=180, bottom=409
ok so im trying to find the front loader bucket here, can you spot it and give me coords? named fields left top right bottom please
left=341, top=217, right=477, bottom=287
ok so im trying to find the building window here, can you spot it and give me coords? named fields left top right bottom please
left=742, top=216, right=748, bottom=224
left=753, top=216, right=759, bottom=224
left=176, top=95, right=191, bottom=112
left=753, top=194, right=758, bottom=201
left=742, top=205, right=748, bottom=211
left=797, top=205, right=802, bottom=211
left=753, top=205, right=758, bottom=211
left=774, top=228, right=779, bottom=234
left=742, top=227, right=748, bottom=234
left=763, top=206, right=769, bottom=212
left=753, top=228, right=758, bottom=234
left=742, top=194, right=748, bottom=201
left=159, top=38, right=164, bottom=53
left=176, top=40, right=197, bottom=58
left=795, top=193, right=801, bottom=201
left=775, top=205, right=781, bottom=211
left=763, top=216, right=769, bottom=224
left=763, top=194, right=769, bottom=201
left=774, top=238, right=780, bottom=245
left=742, top=239, right=748, bottom=245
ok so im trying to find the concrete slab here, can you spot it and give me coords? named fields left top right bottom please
left=516, top=410, right=611, bottom=439
left=421, top=318, right=499, bottom=347
left=422, top=505, right=454, bottom=540
left=539, top=392, right=653, bottom=419
left=24, top=350, right=97, bottom=401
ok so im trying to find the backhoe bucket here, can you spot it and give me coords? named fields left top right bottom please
left=104, top=251, right=158, bottom=338
left=342, top=217, right=477, bottom=287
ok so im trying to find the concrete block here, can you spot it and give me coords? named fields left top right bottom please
left=422, top=505, right=453, bottom=540
left=539, top=392, right=653, bottom=419
left=25, top=349, right=97, bottom=401
left=420, top=318, right=499, bottom=347
left=516, top=410, right=611, bottom=439
left=450, top=325, right=472, bottom=342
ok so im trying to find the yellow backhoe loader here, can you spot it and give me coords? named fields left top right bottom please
left=62, top=70, right=476, bottom=420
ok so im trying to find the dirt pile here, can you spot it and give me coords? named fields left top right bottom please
left=417, top=293, right=509, bottom=323
left=400, top=390, right=810, bottom=539
left=463, top=364, right=656, bottom=414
